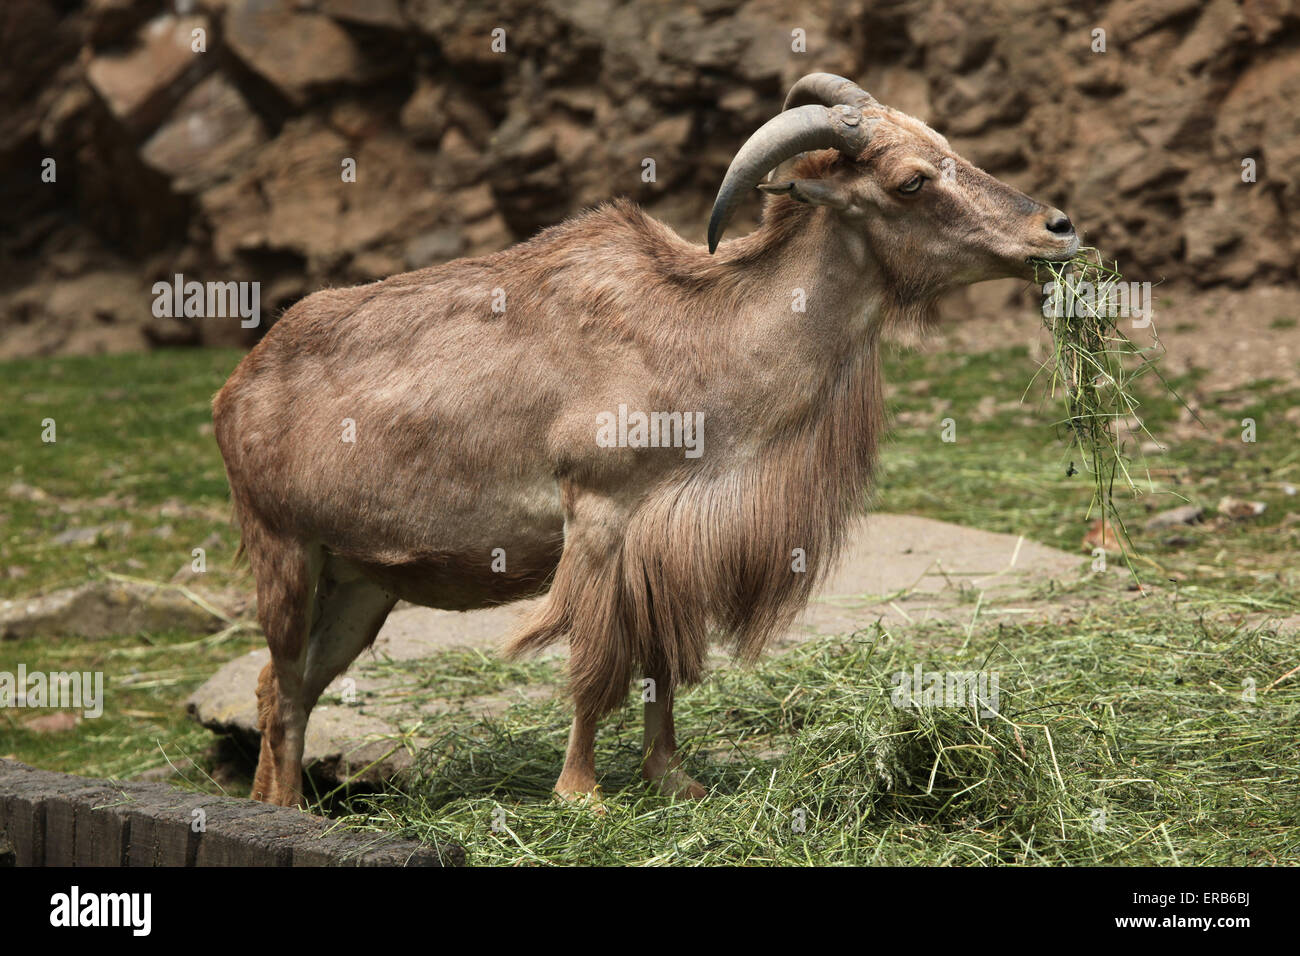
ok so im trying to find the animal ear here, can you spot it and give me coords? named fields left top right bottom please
left=757, top=179, right=852, bottom=210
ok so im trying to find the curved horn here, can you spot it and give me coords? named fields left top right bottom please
left=707, top=104, right=871, bottom=253
left=782, top=72, right=877, bottom=112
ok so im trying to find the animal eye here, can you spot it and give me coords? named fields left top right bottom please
left=898, top=174, right=925, bottom=194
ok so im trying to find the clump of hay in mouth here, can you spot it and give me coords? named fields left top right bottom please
left=1029, top=248, right=1172, bottom=565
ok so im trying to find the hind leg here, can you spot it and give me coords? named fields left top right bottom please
left=246, top=528, right=320, bottom=807
left=301, top=555, right=396, bottom=710
left=250, top=550, right=394, bottom=807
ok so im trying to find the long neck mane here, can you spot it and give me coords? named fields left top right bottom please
left=509, top=183, right=927, bottom=702
left=615, top=191, right=892, bottom=667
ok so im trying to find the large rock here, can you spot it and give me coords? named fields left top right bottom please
left=200, top=118, right=443, bottom=270
left=0, top=270, right=152, bottom=356
left=316, top=0, right=408, bottom=31
left=186, top=603, right=556, bottom=785
left=0, top=580, right=227, bottom=641
left=224, top=0, right=368, bottom=106
left=85, top=13, right=209, bottom=133
left=140, top=73, right=267, bottom=193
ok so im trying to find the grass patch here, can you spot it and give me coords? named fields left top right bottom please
left=879, top=346, right=1300, bottom=601
left=0, top=626, right=262, bottom=785
left=348, top=647, right=561, bottom=705
left=332, top=599, right=1298, bottom=865
left=0, top=349, right=244, bottom=599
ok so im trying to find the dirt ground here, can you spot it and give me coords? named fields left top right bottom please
left=932, top=281, right=1300, bottom=393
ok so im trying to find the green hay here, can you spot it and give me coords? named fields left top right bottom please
left=330, top=598, right=1300, bottom=865
left=1030, top=249, right=1175, bottom=567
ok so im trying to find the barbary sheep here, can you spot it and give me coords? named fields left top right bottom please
left=213, top=73, right=1078, bottom=806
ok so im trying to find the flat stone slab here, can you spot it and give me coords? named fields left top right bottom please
left=793, top=512, right=1085, bottom=638
left=188, top=514, right=1086, bottom=785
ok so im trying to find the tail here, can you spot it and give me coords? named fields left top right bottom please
left=503, top=581, right=570, bottom=660
left=212, top=382, right=250, bottom=573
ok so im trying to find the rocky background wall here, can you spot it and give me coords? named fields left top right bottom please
left=2, top=0, right=1297, bottom=356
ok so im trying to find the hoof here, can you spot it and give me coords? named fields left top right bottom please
left=647, top=769, right=707, bottom=800
left=554, top=784, right=606, bottom=814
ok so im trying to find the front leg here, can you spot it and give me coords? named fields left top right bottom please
left=642, top=677, right=706, bottom=800
left=554, top=711, right=600, bottom=801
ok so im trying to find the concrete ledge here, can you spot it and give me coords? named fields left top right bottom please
left=0, top=760, right=462, bottom=867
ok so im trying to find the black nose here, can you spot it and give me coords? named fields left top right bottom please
left=1046, top=212, right=1074, bottom=235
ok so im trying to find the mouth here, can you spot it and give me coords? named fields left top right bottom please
left=1027, top=233, right=1082, bottom=264
left=1022, top=235, right=1081, bottom=279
